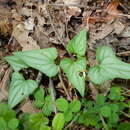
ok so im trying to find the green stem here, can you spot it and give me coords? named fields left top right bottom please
left=99, top=114, right=109, bottom=130
left=120, top=111, right=130, bottom=118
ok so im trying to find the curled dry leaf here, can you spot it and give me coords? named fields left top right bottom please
left=24, top=17, right=34, bottom=31
left=0, top=68, right=12, bottom=101
left=113, top=20, right=125, bottom=35
left=63, top=0, right=81, bottom=5
left=20, top=100, right=40, bottom=114
left=12, top=24, right=40, bottom=51
left=63, top=0, right=81, bottom=20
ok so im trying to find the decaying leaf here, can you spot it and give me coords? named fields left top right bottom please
left=20, top=100, right=40, bottom=114
left=12, top=24, right=40, bottom=50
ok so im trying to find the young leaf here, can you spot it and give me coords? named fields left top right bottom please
left=42, top=96, right=53, bottom=116
left=34, top=88, right=45, bottom=101
left=96, top=94, right=105, bottom=105
left=8, top=118, right=19, bottom=129
left=109, top=112, right=119, bottom=124
left=34, top=100, right=44, bottom=108
left=118, top=122, right=130, bottom=130
left=56, top=98, right=69, bottom=112
left=88, top=45, right=130, bottom=84
left=108, top=87, right=121, bottom=101
left=5, top=55, right=28, bottom=71
left=100, top=106, right=111, bottom=118
left=8, top=72, right=38, bottom=108
left=29, top=113, right=49, bottom=130
left=14, top=48, right=58, bottom=77
left=67, top=29, right=87, bottom=56
left=52, top=113, right=65, bottom=130
left=109, top=104, right=119, bottom=113
left=60, top=57, right=87, bottom=96
left=0, top=117, right=8, bottom=129
left=69, top=100, right=81, bottom=112
left=64, top=111, right=73, bottom=122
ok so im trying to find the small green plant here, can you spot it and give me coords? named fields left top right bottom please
left=52, top=113, right=65, bottom=130
left=0, top=102, right=19, bottom=130
left=4, top=28, right=130, bottom=115
left=20, top=112, right=65, bottom=130
left=33, top=88, right=54, bottom=116
left=56, top=98, right=81, bottom=122
left=77, top=86, right=129, bottom=129
left=20, top=113, right=51, bottom=130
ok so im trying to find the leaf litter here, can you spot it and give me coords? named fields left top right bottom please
left=0, top=0, right=130, bottom=129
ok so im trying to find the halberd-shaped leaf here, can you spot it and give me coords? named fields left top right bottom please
left=60, top=57, right=87, bottom=96
left=67, top=29, right=87, bottom=56
left=8, top=72, right=38, bottom=108
left=88, top=45, right=130, bottom=84
left=5, top=55, right=28, bottom=71
left=13, top=47, right=58, bottom=77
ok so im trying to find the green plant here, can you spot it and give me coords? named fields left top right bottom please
left=0, top=102, right=19, bottom=130
left=5, top=28, right=130, bottom=110
left=56, top=98, right=81, bottom=122
left=52, top=113, right=65, bottom=130
left=78, top=87, right=128, bottom=129
left=88, top=45, right=130, bottom=84
left=60, top=29, right=87, bottom=96
left=19, top=112, right=65, bottom=130
left=19, top=113, right=51, bottom=130
left=33, top=88, right=54, bottom=116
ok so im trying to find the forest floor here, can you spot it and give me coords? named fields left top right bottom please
left=0, top=0, right=130, bottom=130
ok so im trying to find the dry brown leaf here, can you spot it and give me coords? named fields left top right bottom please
left=113, top=20, right=125, bottom=35
left=20, top=100, right=40, bottom=114
left=12, top=24, right=40, bottom=50
left=89, top=23, right=114, bottom=45
left=120, top=26, right=130, bottom=37
left=0, top=68, right=12, bottom=101
left=62, top=0, right=81, bottom=20
left=106, top=0, right=120, bottom=15
left=63, top=0, right=81, bottom=5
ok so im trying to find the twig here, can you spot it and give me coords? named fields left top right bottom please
left=49, top=78, right=57, bottom=114
left=64, top=112, right=80, bottom=130
left=89, top=82, right=99, bottom=100
left=8, top=36, right=13, bottom=45
left=45, top=1, right=66, bottom=47
left=99, top=114, right=109, bottom=130
left=36, top=72, right=43, bottom=84
left=58, top=68, right=72, bottom=100
left=116, top=51, right=130, bottom=56
left=48, top=3, right=94, bottom=9
left=120, top=111, right=130, bottom=118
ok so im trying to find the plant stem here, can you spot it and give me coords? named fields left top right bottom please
left=99, top=114, right=109, bottom=130
left=49, top=78, right=57, bottom=114
left=58, top=68, right=72, bottom=100
left=120, top=111, right=130, bottom=118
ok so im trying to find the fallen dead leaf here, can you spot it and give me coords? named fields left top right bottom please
left=12, top=24, right=40, bottom=50
left=20, top=100, right=40, bottom=114
left=0, top=68, right=12, bottom=101
left=113, top=19, right=125, bottom=35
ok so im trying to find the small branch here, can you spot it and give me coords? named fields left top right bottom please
left=99, top=114, right=109, bottom=130
left=48, top=3, right=95, bottom=9
left=120, top=111, right=130, bottom=118
left=36, top=72, right=43, bottom=84
left=49, top=78, right=57, bottom=114
left=116, top=51, right=130, bottom=56
left=58, top=68, right=72, bottom=100
left=89, top=82, right=99, bottom=100
left=45, top=1, right=66, bottom=47
left=64, top=112, right=80, bottom=130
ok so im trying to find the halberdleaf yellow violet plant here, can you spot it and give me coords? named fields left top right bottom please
left=5, top=29, right=130, bottom=108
